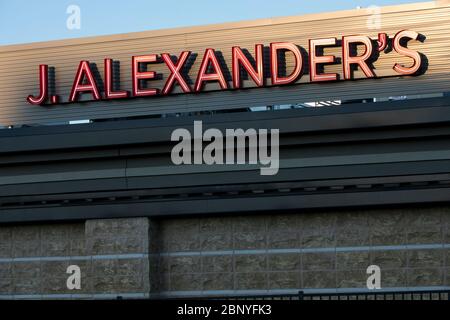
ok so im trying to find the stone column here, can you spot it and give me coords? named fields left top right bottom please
left=85, top=217, right=150, bottom=298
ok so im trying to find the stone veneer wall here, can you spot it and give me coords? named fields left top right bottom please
left=0, top=206, right=450, bottom=298
left=150, top=207, right=450, bottom=297
left=0, top=219, right=149, bottom=299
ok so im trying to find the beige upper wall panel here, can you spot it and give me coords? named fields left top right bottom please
left=0, top=1, right=449, bottom=126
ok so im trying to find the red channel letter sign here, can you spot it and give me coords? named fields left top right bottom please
left=27, top=30, right=424, bottom=106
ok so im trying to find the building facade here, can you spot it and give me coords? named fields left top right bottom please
left=0, top=1, right=450, bottom=299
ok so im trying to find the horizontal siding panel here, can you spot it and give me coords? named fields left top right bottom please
left=0, top=3, right=449, bottom=126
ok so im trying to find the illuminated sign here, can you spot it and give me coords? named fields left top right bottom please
left=27, top=30, right=424, bottom=106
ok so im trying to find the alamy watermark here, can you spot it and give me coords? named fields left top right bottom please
left=366, top=265, right=381, bottom=289
left=171, top=121, right=279, bottom=175
left=366, top=5, right=381, bottom=30
left=66, top=5, right=81, bottom=30
left=66, top=265, right=81, bottom=290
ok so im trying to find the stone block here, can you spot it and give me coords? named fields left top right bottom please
left=381, top=269, right=407, bottom=288
left=161, top=218, right=200, bottom=241
left=336, top=211, right=369, bottom=229
left=86, top=218, right=149, bottom=254
left=0, top=263, right=12, bottom=278
left=336, top=251, right=370, bottom=270
left=199, top=217, right=232, bottom=234
left=405, top=209, right=441, bottom=229
left=41, top=238, right=70, bottom=256
left=41, top=277, right=72, bottom=294
left=268, top=254, right=300, bottom=271
left=13, top=278, right=41, bottom=294
left=91, top=276, right=116, bottom=293
left=234, top=272, right=267, bottom=290
left=302, top=252, right=335, bottom=271
left=202, top=255, right=233, bottom=273
left=87, top=236, right=146, bottom=255
left=0, top=226, right=13, bottom=242
left=202, top=273, right=233, bottom=291
left=408, top=250, right=443, bottom=268
left=114, top=236, right=147, bottom=254
left=235, top=255, right=266, bottom=272
left=0, top=278, right=13, bottom=294
left=444, top=225, right=450, bottom=244
left=12, top=261, right=41, bottom=278
left=407, top=268, right=443, bottom=286
left=166, top=234, right=200, bottom=252
left=116, top=258, right=146, bottom=276
left=69, top=223, right=86, bottom=238
left=40, top=224, right=71, bottom=240
left=232, top=216, right=266, bottom=233
left=12, top=225, right=40, bottom=242
left=368, top=210, right=405, bottom=228
left=301, top=230, right=335, bottom=248
left=267, top=231, right=299, bottom=249
left=200, top=233, right=232, bottom=251
left=169, top=256, right=201, bottom=274
left=441, top=207, right=450, bottom=223
left=370, top=226, right=406, bottom=246
left=301, top=213, right=336, bottom=231
left=170, top=273, right=202, bottom=291
left=336, top=269, right=367, bottom=288
left=87, top=218, right=148, bottom=237
left=13, top=240, right=41, bottom=258
left=268, top=272, right=299, bottom=289
left=86, top=237, right=115, bottom=255
left=0, top=244, right=12, bottom=258
left=40, top=260, right=70, bottom=276
left=302, top=270, right=335, bottom=289
left=91, top=274, right=146, bottom=293
left=85, top=220, right=113, bottom=236
left=92, top=259, right=116, bottom=277
left=267, top=215, right=299, bottom=233
left=370, top=250, right=406, bottom=269
left=116, top=218, right=149, bottom=237
left=233, top=232, right=266, bottom=250
left=116, top=275, right=147, bottom=292
left=336, top=227, right=370, bottom=247
left=406, top=229, right=442, bottom=244
left=69, top=237, right=85, bottom=256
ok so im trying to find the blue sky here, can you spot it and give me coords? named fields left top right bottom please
left=0, top=0, right=420, bottom=46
